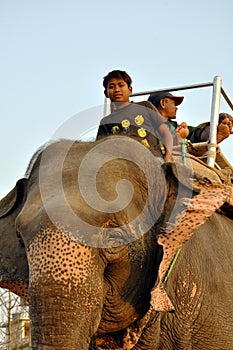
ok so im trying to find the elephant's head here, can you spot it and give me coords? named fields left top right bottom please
left=1, top=137, right=231, bottom=350
left=0, top=178, right=29, bottom=299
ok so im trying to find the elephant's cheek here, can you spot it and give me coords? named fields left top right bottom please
left=26, top=227, right=104, bottom=350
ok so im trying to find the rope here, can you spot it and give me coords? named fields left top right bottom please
left=163, top=248, right=181, bottom=283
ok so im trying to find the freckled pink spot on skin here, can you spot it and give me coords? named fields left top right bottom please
left=190, top=283, right=197, bottom=298
left=27, top=225, right=96, bottom=288
left=151, top=181, right=231, bottom=311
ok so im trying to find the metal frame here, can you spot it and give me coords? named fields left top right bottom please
left=104, top=76, right=233, bottom=167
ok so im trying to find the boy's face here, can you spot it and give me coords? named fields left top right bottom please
left=105, top=78, right=132, bottom=103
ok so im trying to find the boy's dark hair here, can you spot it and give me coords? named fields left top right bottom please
left=103, top=70, right=132, bottom=90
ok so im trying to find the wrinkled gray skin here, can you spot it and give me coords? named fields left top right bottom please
left=0, top=178, right=29, bottom=298
left=0, top=138, right=233, bottom=350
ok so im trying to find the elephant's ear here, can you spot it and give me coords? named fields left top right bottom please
left=162, top=159, right=223, bottom=190
left=150, top=179, right=232, bottom=312
left=0, top=179, right=27, bottom=218
left=162, top=161, right=194, bottom=190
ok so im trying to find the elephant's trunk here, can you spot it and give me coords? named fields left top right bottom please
left=27, top=227, right=105, bottom=350
left=29, top=283, right=100, bottom=349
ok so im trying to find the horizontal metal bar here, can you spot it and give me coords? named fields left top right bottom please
left=131, top=79, right=233, bottom=115
left=131, top=81, right=214, bottom=97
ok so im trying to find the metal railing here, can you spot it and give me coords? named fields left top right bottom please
left=104, top=76, right=233, bottom=167
left=130, top=75, right=233, bottom=167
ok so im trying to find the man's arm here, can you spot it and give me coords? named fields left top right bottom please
left=158, top=123, right=173, bottom=162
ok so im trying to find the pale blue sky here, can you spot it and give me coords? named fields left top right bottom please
left=1, top=0, right=233, bottom=198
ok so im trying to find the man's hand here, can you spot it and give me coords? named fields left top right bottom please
left=176, top=122, right=189, bottom=140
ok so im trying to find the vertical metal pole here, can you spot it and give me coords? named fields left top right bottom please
left=103, top=97, right=111, bottom=116
left=207, top=76, right=222, bottom=167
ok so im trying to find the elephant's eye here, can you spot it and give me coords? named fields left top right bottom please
left=98, top=227, right=130, bottom=248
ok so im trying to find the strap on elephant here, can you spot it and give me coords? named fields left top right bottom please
left=173, top=148, right=233, bottom=186
left=150, top=179, right=233, bottom=312
left=163, top=247, right=181, bottom=284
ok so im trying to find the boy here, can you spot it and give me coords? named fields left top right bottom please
left=96, top=70, right=173, bottom=162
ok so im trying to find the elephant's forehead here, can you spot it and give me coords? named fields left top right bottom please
left=27, top=225, right=97, bottom=287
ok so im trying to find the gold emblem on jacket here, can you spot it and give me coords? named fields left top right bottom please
left=134, top=115, right=144, bottom=126
left=137, top=128, right=147, bottom=138
left=112, top=125, right=120, bottom=134
left=141, top=139, right=150, bottom=148
left=121, top=119, right=130, bottom=129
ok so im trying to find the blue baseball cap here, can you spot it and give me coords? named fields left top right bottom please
left=148, top=92, right=184, bottom=107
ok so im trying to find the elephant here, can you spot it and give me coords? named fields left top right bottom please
left=0, top=178, right=29, bottom=298
left=0, top=136, right=233, bottom=350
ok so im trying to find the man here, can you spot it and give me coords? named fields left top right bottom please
left=148, top=92, right=194, bottom=145
left=148, top=92, right=233, bottom=144
left=96, top=70, right=173, bottom=162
